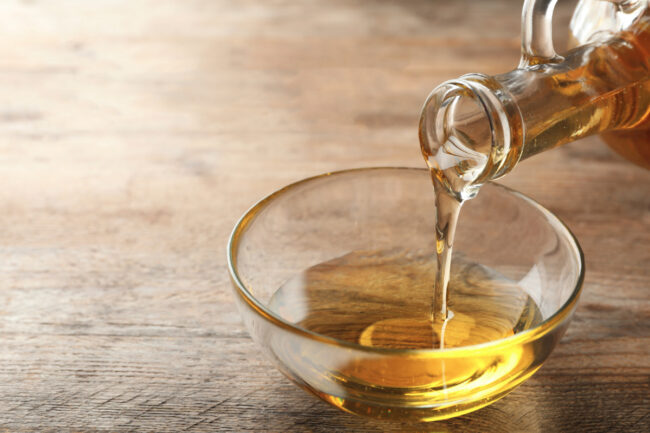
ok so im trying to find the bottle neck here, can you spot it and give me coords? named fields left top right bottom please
left=419, top=17, right=649, bottom=200
left=419, top=74, right=525, bottom=201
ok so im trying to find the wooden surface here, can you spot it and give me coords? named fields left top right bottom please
left=0, top=0, right=648, bottom=431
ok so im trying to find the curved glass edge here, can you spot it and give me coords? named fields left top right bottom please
left=226, top=167, right=585, bottom=356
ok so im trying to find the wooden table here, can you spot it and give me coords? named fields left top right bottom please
left=0, top=0, right=647, bottom=431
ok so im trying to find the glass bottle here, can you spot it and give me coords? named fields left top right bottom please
left=420, top=0, right=649, bottom=200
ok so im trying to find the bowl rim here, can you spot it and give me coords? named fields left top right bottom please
left=227, top=167, right=585, bottom=356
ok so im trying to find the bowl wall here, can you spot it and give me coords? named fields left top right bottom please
left=229, top=168, right=583, bottom=421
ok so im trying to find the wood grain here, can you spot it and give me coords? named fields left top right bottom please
left=0, top=0, right=647, bottom=431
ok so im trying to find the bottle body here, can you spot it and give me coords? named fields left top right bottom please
left=569, top=0, right=650, bottom=168
left=602, top=130, right=650, bottom=168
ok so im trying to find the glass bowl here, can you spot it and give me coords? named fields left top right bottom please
left=228, top=167, right=584, bottom=422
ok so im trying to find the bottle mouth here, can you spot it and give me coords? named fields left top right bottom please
left=419, top=74, right=524, bottom=200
